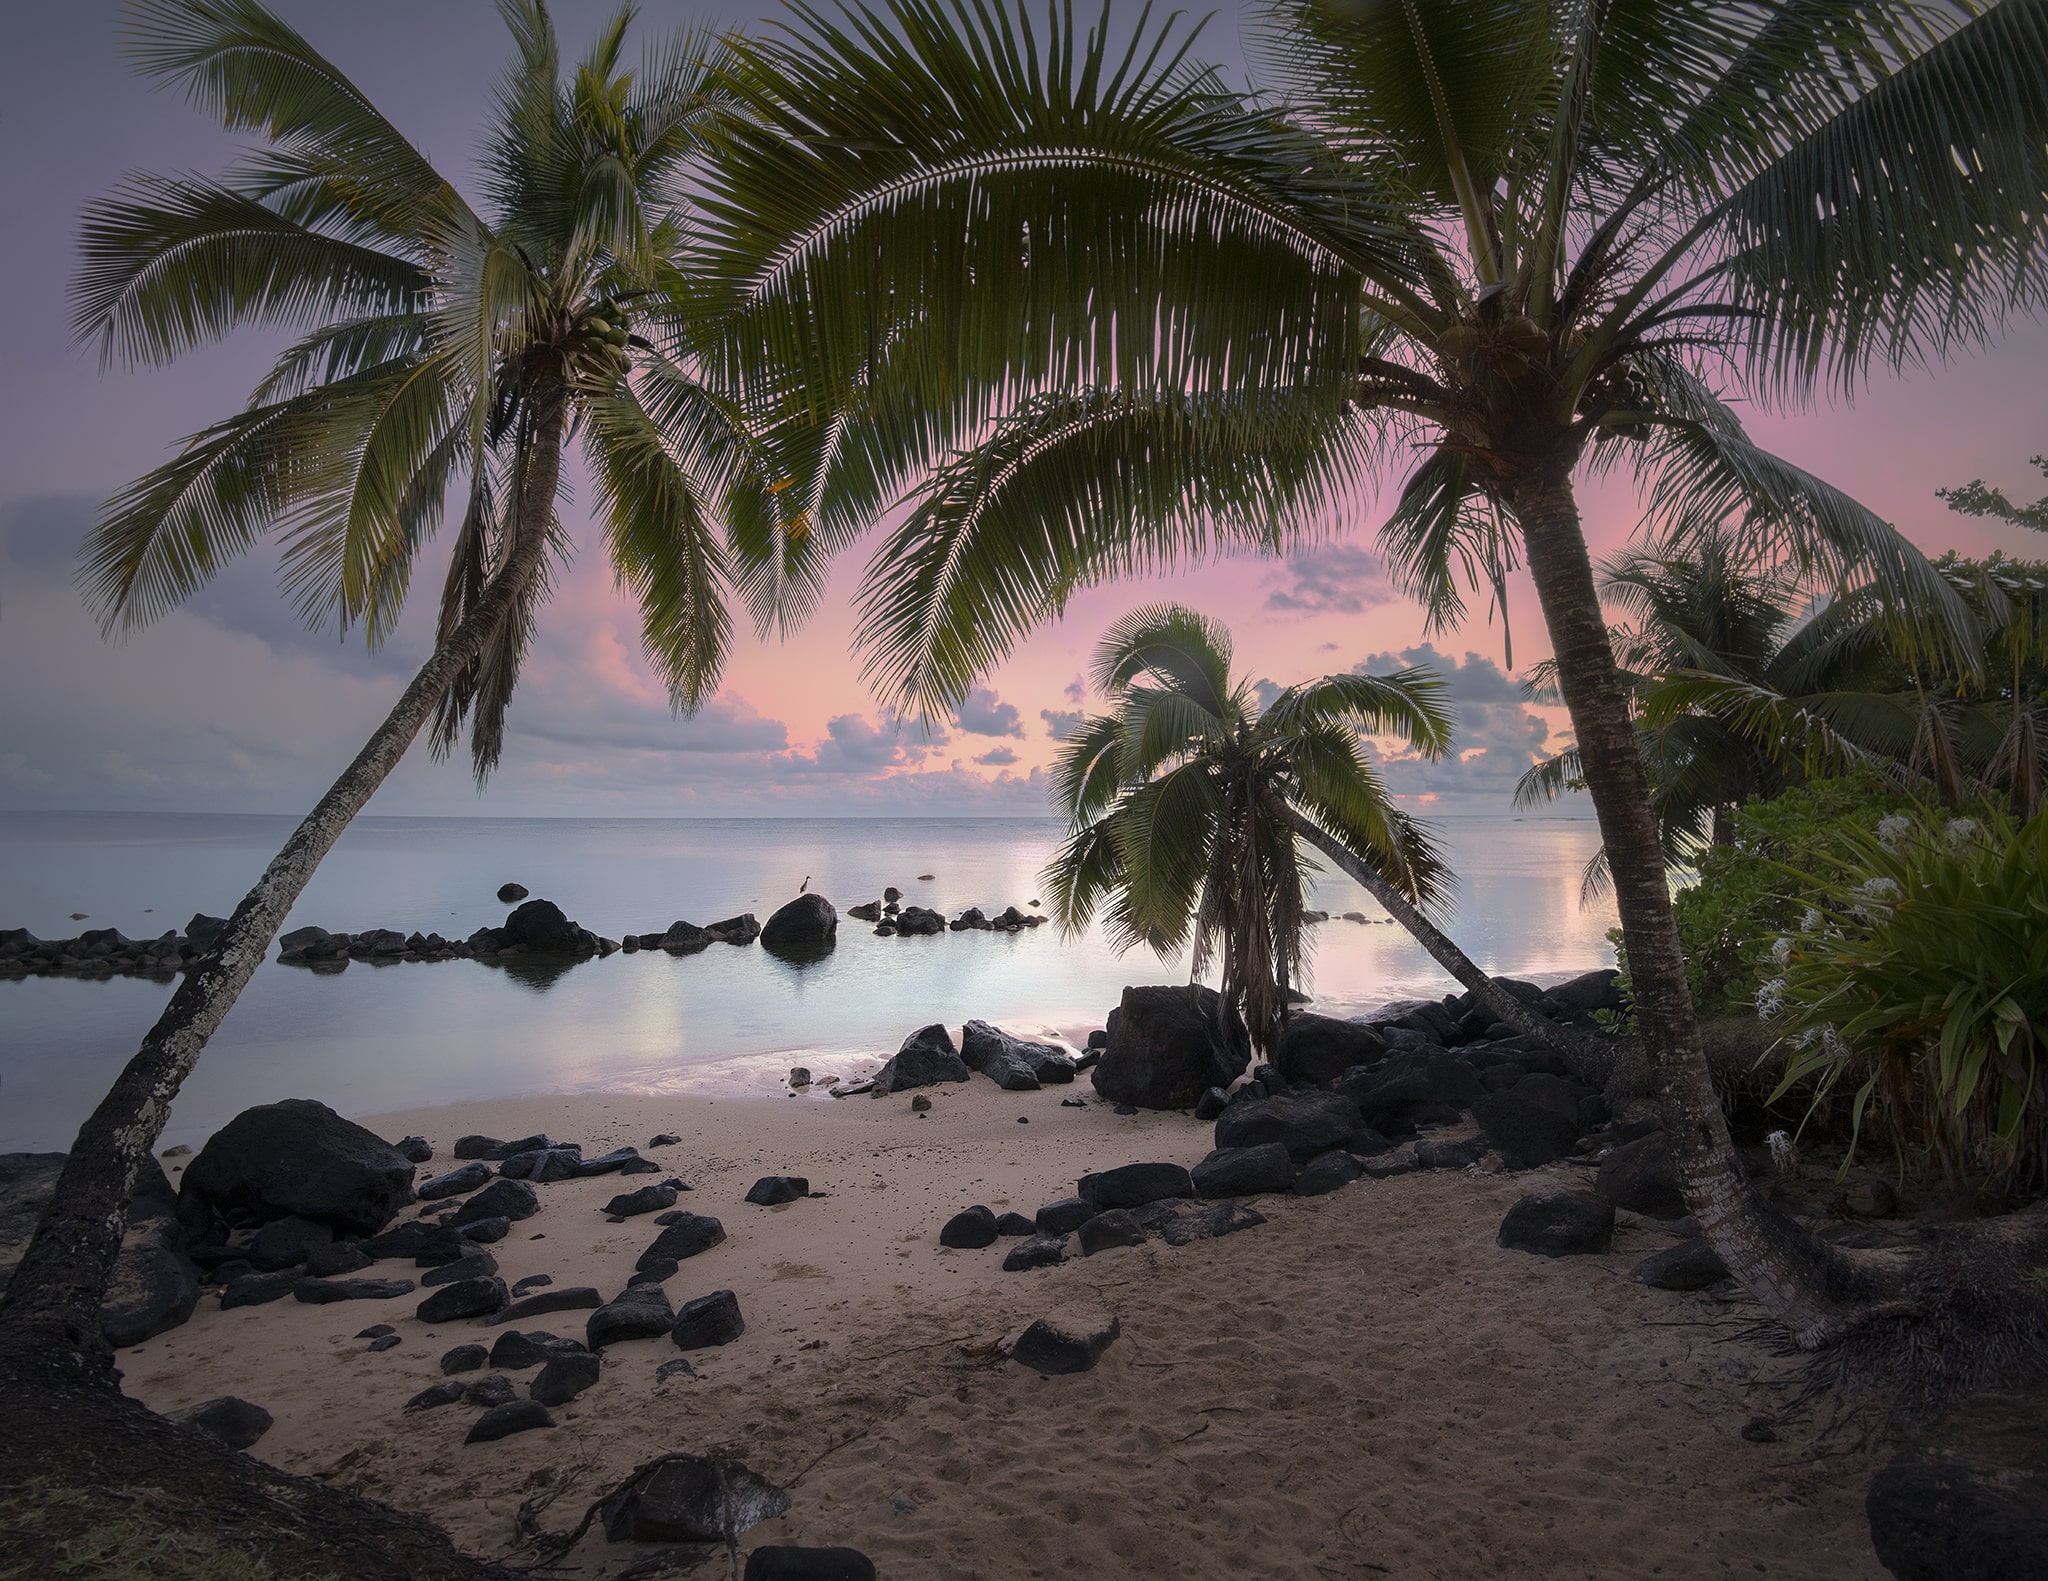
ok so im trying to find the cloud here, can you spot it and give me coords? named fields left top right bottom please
left=1263, top=543, right=1397, bottom=616
left=511, top=690, right=788, bottom=756
left=768, top=712, right=936, bottom=777
left=1353, top=642, right=1552, bottom=802
left=1040, top=707, right=1085, bottom=742
left=954, top=685, right=1025, bottom=737
left=975, top=746, right=1018, bottom=766
left=1063, top=675, right=1086, bottom=703
left=1251, top=678, right=1283, bottom=713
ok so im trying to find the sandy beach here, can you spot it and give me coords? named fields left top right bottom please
left=119, top=1080, right=1887, bottom=1579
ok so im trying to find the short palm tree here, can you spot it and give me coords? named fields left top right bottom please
left=2, top=0, right=772, bottom=1375
left=702, top=0, right=2048, bottom=1345
left=1047, top=605, right=1465, bottom=1054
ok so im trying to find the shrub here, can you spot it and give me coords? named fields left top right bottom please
left=1765, top=807, right=2048, bottom=1198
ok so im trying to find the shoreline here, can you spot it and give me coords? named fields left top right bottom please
left=117, top=1080, right=1886, bottom=1578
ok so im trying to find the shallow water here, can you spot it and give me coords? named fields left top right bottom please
left=0, top=812, right=1615, bottom=1151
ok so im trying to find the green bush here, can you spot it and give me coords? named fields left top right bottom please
left=1766, top=807, right=2048, bottom=1197
left=1617, top=772, right=1917, bottom=1012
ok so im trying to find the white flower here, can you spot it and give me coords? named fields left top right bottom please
left=1860, top=875, right=1903, bottom=903
left=1771, top=935, right=1793, bottom=967
left=1756, top=977, right=1787, bottom=1019
left=1800, top=908, right=1822, bottom=933
left=1876, top=814, right=1914, bottom=851
left=1944, top=817, right=1981, bottom=850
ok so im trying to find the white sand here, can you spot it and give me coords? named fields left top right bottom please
left=128, top=1081, right=1886, bottom=1578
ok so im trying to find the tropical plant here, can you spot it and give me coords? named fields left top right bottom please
left=1, top=0, right=772, bottom=1379
left=1765, top=807, right=2048, bottom=1203
left=702, top=0, right=2048, bottom=1345
left=1046, top=604, right=1462, bottom=1054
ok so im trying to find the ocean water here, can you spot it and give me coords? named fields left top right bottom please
left=0, top=812, right=1615, bottom=1152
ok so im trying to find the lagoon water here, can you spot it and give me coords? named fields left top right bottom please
left=0, top=812, right=1615, bottom=1152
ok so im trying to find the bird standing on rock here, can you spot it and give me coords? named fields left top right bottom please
left=799, top=876, right=810, bottom=894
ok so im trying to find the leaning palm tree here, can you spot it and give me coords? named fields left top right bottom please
left=1, top=0, right=771, bottom=1378
left=1048, top=604, right=1462, bottom=1054
left=703, top=0, right=2048, bottom=1345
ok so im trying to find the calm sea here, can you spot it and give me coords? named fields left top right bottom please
left=0, top=812, right=1615, bottom=1152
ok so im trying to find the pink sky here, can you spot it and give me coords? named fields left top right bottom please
left=1, top=0, right=2042, bottom=818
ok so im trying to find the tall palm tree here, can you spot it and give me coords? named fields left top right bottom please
left=1, top=0, right=771, bottom=1380
left=701, top=0, right=2048, bottom=1345
left=1048, top=604, right=1462, bottom=1054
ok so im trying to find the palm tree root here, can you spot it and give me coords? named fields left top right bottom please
left=0, top=1330, right=512, bottom=1581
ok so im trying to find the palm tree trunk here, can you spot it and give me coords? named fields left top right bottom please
left=1280, top=806, right=1603, bottom=1067
left=1507, top=463, right=1849, bottom=1347
left=0, top=406, right=567, bottom=1388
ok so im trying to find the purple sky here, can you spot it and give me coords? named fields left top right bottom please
left=2, top=0, right=2043, bottom=818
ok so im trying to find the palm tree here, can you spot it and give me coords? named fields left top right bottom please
left=1047, top=603, right=1473, bottom=1055
left=702, top=0, right=2048, bottom=1345
left=1, top=0, right=771, bottom=1379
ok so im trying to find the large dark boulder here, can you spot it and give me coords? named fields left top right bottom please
left=600, top=1455, right=789, bottom=1543
left=173, top=1396, right=274, bottom=1450
left=875, top=1024, right=969, bottom=1092
left=761, top=893, right=837, bottom=951
left=1091, top=985, right=1251, bottom=1110
left=743, top=1547, right=877, bottom=1581
left=1547, top=967, right=1624, bottom=1020
left=503, top=898, right=596, bottom=954
left=1336, top=1056, right=1474, bottom=1135
left=178, top=1099, right=414, bottom=1236
left=1274, top=1014, right=1387, bottom=1088
left=940, top=1205, right=999, bottom=1248
left=1473, top=1092, right=1581, bottom=1170
left=587, top=1284, right=675, bottom=1350
left=705, top=913, right=760, bottom=945
left=671, top=1288, right=745, bottom=1350
left=961, top=1020, right=1072, bottom=1091
left=1077, top=1161, right=1194, bottom=1210
left=1497, top=1191, right=1614, bottom=1257
left=635, top=1214, right=727, bottom=1277
left=1214, top=1090, right=1377, bottom=1164
left=1009, top=1313, right=1121, bottom=1374
left=1597, top=1131, right=1687, bottom=1219
left=1191, top=1144, right=1297, bottom=1199
left=448, top=1178, right=539, bottom=1227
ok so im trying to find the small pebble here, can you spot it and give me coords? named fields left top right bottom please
left=1017, top=1116, right=1030, bottom=1124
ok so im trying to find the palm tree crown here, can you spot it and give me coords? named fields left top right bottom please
left=1047, top=604, right=1452, bottom=1053
left=79, top=0, right=766, bottom=773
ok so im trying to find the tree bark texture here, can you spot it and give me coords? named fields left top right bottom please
left=1281, top=807, right=1606, bottom=1070
left=1507, top=464, right=1851, bottom=1346
left=0, top=392, right=568, bottom=1385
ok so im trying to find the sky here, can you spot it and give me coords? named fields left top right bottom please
left=1, top=0, right=2043, bottom=819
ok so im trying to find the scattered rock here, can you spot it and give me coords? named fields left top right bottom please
left=303, top=1241, right=372, bottom=1279
left=466, top=1399, right=555, bottom=1443
left=459, top=1216, right=511, bottom=1244
left=874, top=1024, right=970, bottom=1092
left=1076, top=1161, right=1194, bottom=1211
left=743, top=1548, right=877, bottom=1581
left=366, top=1333, right=401, bottom=1352
left=605, top=1184, right=679, bottom=1217
left=488, top=1286, right=602, bottom=1324
left=994, top=1211, right=1036, bottom=1237
left=1009, top=1313, right=1121, bottom=1374
left=1866, top=1396, right=2048, bottom=1581
left=1157, top=1201, right=1266, bottom=1245
left=1292, top=1150, right=1363, bottom=1196
left=1473, top=1092, right=1582, bottom=1170
left=1192, top=1086, right=1228, bottom=1122
left=671, top=1289, right=745, bottom=1350
left=1091, top=985, right=1250, bottom=1110
left=788, top=1068, right=812, bottom=1088
left=406, top=1381, right=467, bottom=1411
left=173, top=1396, right=273, bottom=1450
left=440, top=1344, right=488, bottom=1374
left=497, top=882, right=529, bottom=902
left=1076, top=1210, right=1146, bottom=1256
left=178, top=1099, right=415, bottom=1236
left=1213, top=1090, right=1377, bottom=1164
left=488, top=1331, right=588, bottom=1370
left=512, top=1274, right=553, bottom=1295
left=617, top=1157, right=662, bottom=1176
left=1274, top=1014, right=1387, bottom=1088
left=1631, top=1239, right=1729, bottom=1291
left=294, top=1276, right=416, bottom=1304
left=601, top=1454, right=789, bottom=1543
left=219, top=1270, right=301, bottom=1309
left=648, top=1134, right=682, bottom=1148
left=1497, top=1191, right=1615, bottom=1257
left=448, top=1179, right=539, bottom=1227
left=421, top=1251, right=499, bottom=1288
left=1414, top=1134, right=1491, bottom=1171
left=1191, top=1143, right=1296, bottom=1199
left=939, top=1206, right=999, bottom=1249
left=1034, top=1197, right=1098, bottom=1236
left=571, top=1147, right=641, bottom=1177
left=1002, top=1235, right=1068, bottom=1272
left=503, top=898, right=596, bottom=955
left=418, top=1161, right=493, bottom=1200
left=635, top=1215, right=727, bottom=1277
left=706, top=913, right=761, bottom=946
left=415, top=1275, right=510, bottom=1322
left=744, top=1176, right=809, bottom=1206
left=464, top=1374, right=518, bottom=1408
left=530, top=1351, right=602, bottom=1406
left=588, top=1284, right=676, bottom=1350
left=396, top=1136, right=433, bottom=1164
left=655, top=1357, right=697, bottom=1384
left=1597, top=1131, right=1687, bottom=1219
left=1360, top=1150, right=1420, bottom=1179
